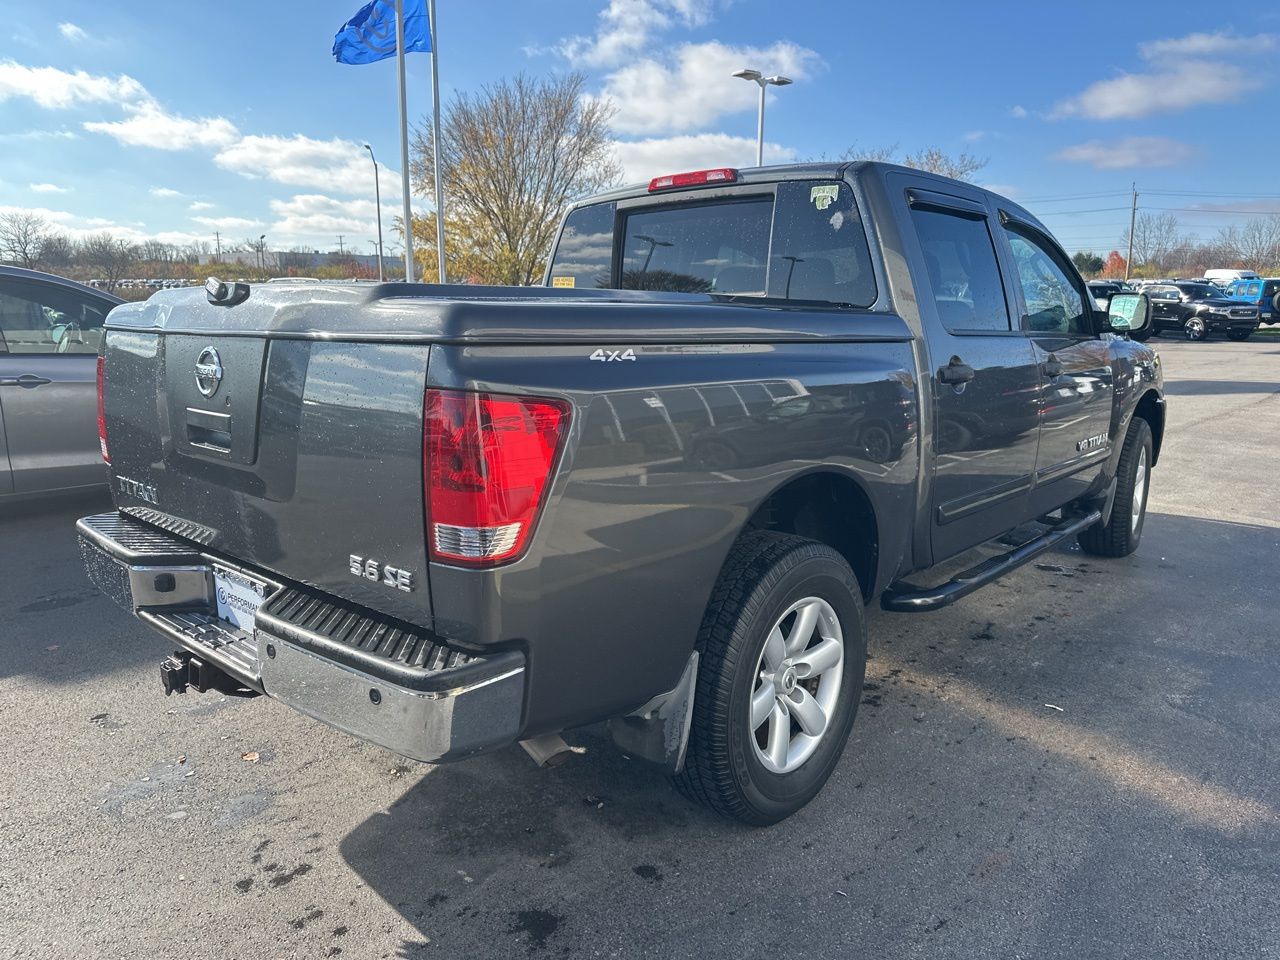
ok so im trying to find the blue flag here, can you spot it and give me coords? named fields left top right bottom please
left=333, top=0, right=430, bottom=65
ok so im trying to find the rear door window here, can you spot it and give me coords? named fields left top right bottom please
left=910, top=206, right=1011, bottom=333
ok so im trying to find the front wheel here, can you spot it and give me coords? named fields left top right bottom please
left=1078, top=418, right=1152, bottom=558
left=1227, top=329, right=1253, bottom=342
left=674, top=532, right=866, bottom=824
left=1185, top=317, right=1208, bottom=341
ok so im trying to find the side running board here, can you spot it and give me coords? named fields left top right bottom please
left=880, top=510, right=1102, bottom=613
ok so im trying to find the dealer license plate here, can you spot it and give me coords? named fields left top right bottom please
left=213, top=565, right=268, bottom=635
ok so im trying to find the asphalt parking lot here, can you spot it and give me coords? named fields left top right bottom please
left=3, top=335, right=1278, bottom=960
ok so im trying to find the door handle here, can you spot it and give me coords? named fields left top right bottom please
left=1043, top=356, right=1064, bottom=378
left=938, top=357, right=975, bottom=385
left=0, top=374, right=52, bottom=388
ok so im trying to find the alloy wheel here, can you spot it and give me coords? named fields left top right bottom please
left=748, top=596, right=845, bottom=774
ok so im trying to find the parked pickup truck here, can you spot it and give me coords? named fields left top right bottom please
left=79, top=162, right=1165, bottom=824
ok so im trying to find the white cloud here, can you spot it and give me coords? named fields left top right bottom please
left=192, top=215, right=263, bottom=232
left=267, top=194, right=398, bottom=245
left=189, top=201, right=215, bottom=211
left=214, top=134, right=391, bottom=196
left=86, top=102, right=239, bottom=150
left=559, top=0, right=718, bottom=67
left=58, top=22, right=88, bottom=43
left=0, top=61, right=148, bottom=109
left=1, top=128, right=79, bottom=141
left=1139, top=30, right=1276, bottom=58
left=1010, top=105, right=1028, bottom=119
left=29, top=182, right=70, bottom=193
left=150, top=186, right=182, bottom=198
left=0, top=204, right=205, bottom=246
left=1053, top=61, right=1256, bottom=120
left=602, top=40, right=821, bottom=134
left=1053, top=31, right=1274, bottom=120
left=1056, top=137, right=1196, bottom=169
left=613, top=133, right=797, bottom=182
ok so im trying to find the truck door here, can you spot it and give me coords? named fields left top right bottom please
left=0, top=277, right=112, bottom=494
left=996, top=217, right=1114, bottom=509
left=0, top=390, right=12, bottom=496
left=901, top=185, right=1043, bottom=561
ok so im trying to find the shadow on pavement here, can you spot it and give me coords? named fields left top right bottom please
left=1162, top=379, right=1280, bottom=397
left=338, top=512, right=1280, bottom=959
left=0, top=489, right=160, bottom=684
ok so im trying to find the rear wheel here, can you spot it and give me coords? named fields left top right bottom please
left=1078, top=418, right=1152, bottom=558
left=674, top=532, right=865, bottom=825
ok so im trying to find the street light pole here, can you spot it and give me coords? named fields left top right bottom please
left=363, top=142, right=385, bottom=282
left=733, top=69, right=793, bottom=167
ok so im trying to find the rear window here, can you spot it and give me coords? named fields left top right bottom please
left=546, top=181, right=876, bottom=307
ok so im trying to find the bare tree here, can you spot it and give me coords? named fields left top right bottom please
left=839, top=144, right=988, bottom=182
left=0, top=211, right=52, bottom=268
left=901, top=147, right=988, bottom=182
left=36, top=232, right=75, bottom=271
left=139, top=240, right=176, bottom=264
left=1120, top=212, right=1183, bottom=276
left=1217, top=217, right=1280, bottom=273
left=410, top=72, right=621, bottom=285
left=80, top=233, right=138, bottom=292
left=841, top=142, right=899, bottom=163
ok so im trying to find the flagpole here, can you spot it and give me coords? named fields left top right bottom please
left=429, top=0, right=445, bottom=284
left=395, top=0, right=415, bottom=283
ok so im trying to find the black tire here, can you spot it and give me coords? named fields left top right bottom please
left=1184, top=316, right=1208, bottom=341
left=1227, top=329, right=1253, bottom=342
left=674, top=531, right=866, bottom=825
left=1130, top=328, right=1152, bottom=342
left=1078, top=418, right=1152, bottom=558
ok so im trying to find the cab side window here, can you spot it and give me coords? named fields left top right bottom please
left=0, top=281, right=110, bottom=355
left=546, top=202, right=616, bottom=290
left=1003, top=227, right=1089, bottom=335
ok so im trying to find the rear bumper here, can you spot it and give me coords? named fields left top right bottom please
left=77, top=511, right=525, bottom=763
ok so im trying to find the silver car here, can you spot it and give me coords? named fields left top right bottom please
left=0, top=266, right=122, bottom=499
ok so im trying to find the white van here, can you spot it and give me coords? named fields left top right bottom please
left=1204, top=269, right=1260, bottom=287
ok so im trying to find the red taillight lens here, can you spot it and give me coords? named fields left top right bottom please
left=96, top=355, right=110, bottom=463
left=424, top=389, right=570, bottom=566
left=648, top=167, right=738, bottom=192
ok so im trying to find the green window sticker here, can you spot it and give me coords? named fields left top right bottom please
left=810, top=185, right=839, bottom=210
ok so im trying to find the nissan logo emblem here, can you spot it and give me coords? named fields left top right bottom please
left=195, top=346, right=223, bottom=398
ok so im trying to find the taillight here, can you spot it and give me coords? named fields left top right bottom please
left=96, top=355, right=109, bottom=463
left=424, top=389, right=570, bottom=566
left=648, top=168, right=738, bottom=192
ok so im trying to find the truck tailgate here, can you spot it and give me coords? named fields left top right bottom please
left=102, top=326, right=434, bottom=627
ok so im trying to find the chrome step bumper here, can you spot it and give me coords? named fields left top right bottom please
left=78, top=512, right=525, bottom=762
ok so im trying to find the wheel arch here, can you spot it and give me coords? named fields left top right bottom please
left=741, top=469, right=880, bottom=603
left=1133, top=389, right=1165, bottom=466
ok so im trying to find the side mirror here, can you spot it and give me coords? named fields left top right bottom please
left=1105, top=292, right=1150, bottom=336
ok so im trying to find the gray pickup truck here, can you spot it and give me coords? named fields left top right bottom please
left=79, top=162, right=1165, bottom=824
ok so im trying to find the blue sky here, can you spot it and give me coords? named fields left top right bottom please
left=2, top=0, right=1279, bottom=255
